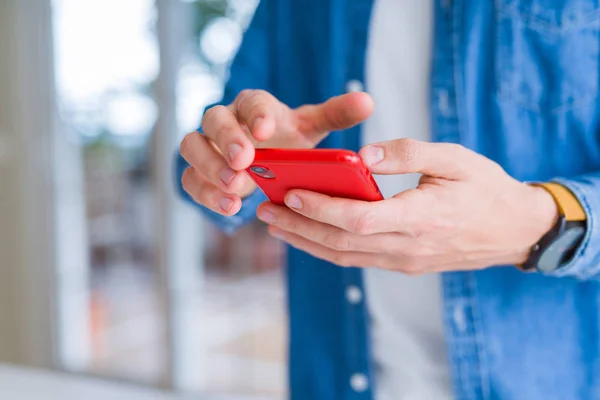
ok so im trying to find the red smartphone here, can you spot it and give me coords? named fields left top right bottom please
left=247, top=148, right=383, bottom=206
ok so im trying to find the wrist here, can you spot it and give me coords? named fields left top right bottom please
left=529, top=185, right=561, bottom=239
left=511, top=184, right=560, bottom=265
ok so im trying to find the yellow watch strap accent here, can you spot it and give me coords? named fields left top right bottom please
left=535, top=183, right=586, bottom=222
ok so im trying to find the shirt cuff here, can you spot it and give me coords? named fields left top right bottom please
left=543, top=175, right=600, bottom=280
left=174, top=152, right=267, bottom=235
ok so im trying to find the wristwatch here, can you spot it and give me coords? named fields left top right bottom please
left=522, top=183, right=587, bottom=272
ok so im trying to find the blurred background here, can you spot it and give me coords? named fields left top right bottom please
left=0, top=0, right=286, bottom=399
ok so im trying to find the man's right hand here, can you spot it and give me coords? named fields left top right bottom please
left=180, top=89, right=374, bottom=216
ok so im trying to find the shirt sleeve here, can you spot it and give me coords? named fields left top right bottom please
left=174, top=0, right=273, bottom=235
left=544, top=172, right=600, bottom=280
left=175, top=154, right=267, bottom=235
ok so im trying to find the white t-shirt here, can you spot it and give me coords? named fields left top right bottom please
left=362, top=0, right=453, bottom=399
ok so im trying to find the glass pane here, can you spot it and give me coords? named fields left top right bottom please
left=53, top=0, right=287, bottom=396
left=177, top=1, right=287, bottom=397
left=52, top=0, right=165, bottom=384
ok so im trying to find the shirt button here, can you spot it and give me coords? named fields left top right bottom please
left=453, top=303, right=467, bottom=334
left=345, top=79, right=364, bottom=93
left=345, top=285, right=363, bottom=305
left=350, top=373, right=369, bottom=393
left=437, top=89, right=451, bottom=117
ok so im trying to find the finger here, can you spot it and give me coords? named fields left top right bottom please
left=268, top=226, right=382, bottom=269
left=233, top=89, right=283, bottom=141
left=360, top=139, right=475, bottom=180
left=181, top=167, right=242, bottom=216
left=201, top=105, right=255, bottom=171
left=180, top=132, right=249, bottom=194
left=283, top=190, right=419, bottom=235
left=294, top=92, right=374, bottom=138
left=256, top=203, right=403, bottom=252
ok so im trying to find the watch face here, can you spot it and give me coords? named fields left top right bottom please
left=538, top=226, right=586, bottom=273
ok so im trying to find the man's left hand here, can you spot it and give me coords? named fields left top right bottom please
left=256, top=139, right=560, bottom=274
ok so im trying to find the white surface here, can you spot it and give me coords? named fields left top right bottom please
left=0, top=0, right=58, bottom=368
left=362, top=0, right=453, bottom=399
left=155, top=0, right=207, bottom=389
left=0, top=364, right=273, bottom=400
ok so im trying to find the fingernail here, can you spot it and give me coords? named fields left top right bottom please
left=257, top=209, right=276, bottom=224
left=219, top=197, right=234, bottom=211
left=363, top=146, right=384, bottom=166
left=220, top=168, right=236, bottom=186
left=228, top=143, right=243, bottom=163
left=286, top=194, right=303, bottom=210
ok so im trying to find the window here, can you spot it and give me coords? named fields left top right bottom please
left=51, top=0, right=286, bottom=397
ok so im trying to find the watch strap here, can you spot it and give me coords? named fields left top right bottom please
left=521, top=183, right=586, bottom=272
left=533, top=183, right=586, bottom=222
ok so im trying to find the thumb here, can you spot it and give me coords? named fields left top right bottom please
left=359, top=139, right=474, bottom=180
left=294, top=92, right=375, bottom=139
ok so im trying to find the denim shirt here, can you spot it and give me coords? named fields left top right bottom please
left=175, top=1, right=600, bottom=399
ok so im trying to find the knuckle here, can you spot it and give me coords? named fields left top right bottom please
left=182, top=170, right=207, bottom=204
left=201, top=108, right=215, bottom=126
left=351, top=211, right=379, bottom=235
left=179, top=132, right=196, bottom=158
left=409, top=228, right=426, bottom=240
left=402, top=245, right=426, bottom=261
left=446, top=143, right=464, bottom=153
left=309, top=204, right=326, bottom=222
left=419, top=213, right=450, bottom=234
left=281, top=217, right=300, bottom=234
left=374, top=257, right=392, bottom=270
left=202, top=105, right=222, bottom=125
left=252, top=89, right=270, bottom=98
left=247, top=101, right=270, bottom=120
left=236, top=89, right=253, bottom=103
left=201, top=106, right=229, bottom=134
left=323, top=233, right=352, bottom=251
left=210, top=124, right=242, bottom=147
left=212, top=104, right=229, bottom=115
left=427, top=218, right=447, bottom=233
left=332, top=253, right=353, bottom=268
left=323, top=104, right=348, bottom=129
left=486, top=159, right=505, bottom=175
left=181, top=167, right=195, bottom=190
left=399, top=138, right=421, bottom=165
left=238, top=90, right=267, bottom=113
left=400, top=263, right=424, bottom=276
left=215, top=122, right=235, bottom=141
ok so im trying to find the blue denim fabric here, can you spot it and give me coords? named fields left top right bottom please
left=175, top=1, right=600, bottom=399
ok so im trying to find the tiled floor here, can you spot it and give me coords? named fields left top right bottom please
left=89, top=266, right=287, bottom=399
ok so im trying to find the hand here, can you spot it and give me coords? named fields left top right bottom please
left=179, top=90, right=374, bottom=216
left=256, top=139, right=559, bottom=273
